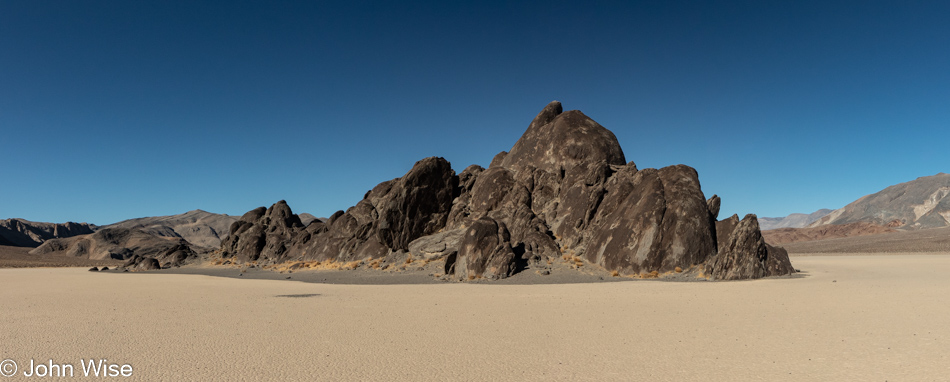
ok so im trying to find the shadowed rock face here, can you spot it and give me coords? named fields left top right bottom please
left=219, top=101, right=793, bottom=280
left=220, top=157, right=457, bottom=264
left=706, top=214, right=795, bottom=280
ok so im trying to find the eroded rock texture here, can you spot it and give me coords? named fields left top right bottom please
left=220, top=101, right=793, bottom=280
left=220, top=157, right=457, bottom=264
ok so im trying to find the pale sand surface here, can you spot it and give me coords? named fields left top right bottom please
left=2, top=254, right=949, bottom=381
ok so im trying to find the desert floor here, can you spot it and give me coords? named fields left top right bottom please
left=2, top=254, right=948, bottom=381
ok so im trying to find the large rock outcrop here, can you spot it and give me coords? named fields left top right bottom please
left=219, top=101, right=794, bottom=281
left=0, top=218, right=96, bottom=247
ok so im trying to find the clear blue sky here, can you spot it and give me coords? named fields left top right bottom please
left=2, top=1, right=948, bottom=225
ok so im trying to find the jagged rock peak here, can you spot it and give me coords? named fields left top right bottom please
left=500, top=101, right=625, bottom=174
left=529, top=100, right=563, bottom=130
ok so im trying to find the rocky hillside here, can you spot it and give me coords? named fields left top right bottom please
left=31, top=227, right=199, bottom=269
left=219, top=101, right=794, bottom=281
left=104, top=209, right=238, bottom=248
left=0, top=218, right=96, bottom=247
left=810, top=173, right=950, bottom=229
left=26, top=209, right=240, bottom=270
left=759, top=209, right=833, bottom=230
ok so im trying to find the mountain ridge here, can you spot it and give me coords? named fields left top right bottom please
left=809, top=173, right=950, bottom=229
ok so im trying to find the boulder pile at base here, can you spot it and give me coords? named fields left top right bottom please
left=219, top=101, right=794, bottom=280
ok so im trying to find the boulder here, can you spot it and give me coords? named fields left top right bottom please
left=123, top=255, right=162, bottom=271
left=707, top=195, right=721, bottom=220
left=454, top=217, right=518, bottom=280
left=408, top=228, right=464, bottom=261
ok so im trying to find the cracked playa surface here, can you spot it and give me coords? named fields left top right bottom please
left=2, top=254, right=949, bottom=381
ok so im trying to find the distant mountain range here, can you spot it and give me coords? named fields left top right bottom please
left=763, top=173, right=950, bottom=245
left=809, top=173, right=950, bottom=229
left=759, top=209, right=833, bottom=230
left=0, top=218, right=95, bottom=247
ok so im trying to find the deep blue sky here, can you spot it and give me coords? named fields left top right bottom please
left=2, top=1, right=948, bottom=225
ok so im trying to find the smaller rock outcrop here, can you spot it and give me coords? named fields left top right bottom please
left=705, top=214, right=795, bottom=280
left=221, top=157, right=459, bottom=265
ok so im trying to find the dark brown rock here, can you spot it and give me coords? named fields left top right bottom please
left=213, top=101, right=792, bottom=281
left=499, top=101, right=625, bottom=175
left=220, top=200, right=303, bottom=263
left=580, top=165, right=717, bottom=275
left=122, top=255, right=162, bottom=271
left=707, top=195, right=721, bottom=220
left=375, top=157, right=457, bottom=251
left=705, top=214, right=795, bottom=280
left=455, top=217, right=518, bottom=280
left=488, top=151, right=507, bottom=168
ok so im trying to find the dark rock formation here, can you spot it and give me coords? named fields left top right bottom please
left=220, top=157, right=458, bottom=265
left=0, top=218, right=95, bottom=247
left=706, top=214, right=795, bottom=280
left=499, top=101, right=626, bottom=174
left=123, top=255, right=162, bottom=271
left=219, top=202, right=301, bottom=263
left=707, top=195, right=721, bottom=220
left=452, top=217, right=518, bottom=280
left=218, top=101, right=793, bottom=281
left=579, top=165, right=717, bottom=275
left=88, top=267, right=99, bottom=272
